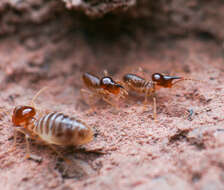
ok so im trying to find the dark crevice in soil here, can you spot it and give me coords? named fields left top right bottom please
left=169, top=129, right=206, bottom=150
left=169, top=129, right=190, bottom=143
left=54, top=148, right=103, bottom=180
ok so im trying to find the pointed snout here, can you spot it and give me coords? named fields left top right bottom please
left=163, top=75, right=182, bottom=80
left=116, top=84, right=124, bottom=89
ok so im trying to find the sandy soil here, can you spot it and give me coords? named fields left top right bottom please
left=0, top=36, right=223, bottom=190
left=0, top=1, right=224, bottom=190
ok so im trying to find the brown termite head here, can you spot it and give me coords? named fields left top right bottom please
left=100, top=76, right=126, bottom=95
left=12, top=105, right=36, bottom=126
left=12, top=87, right=48, bottom=127
left=152, top=73, right=182, bottom=88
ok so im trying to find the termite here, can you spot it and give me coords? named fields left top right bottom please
left=81, top=72, right=128, bottom=110
left=11, top=88, right=93, bottom=160
left=123, top=72, right=199, bottom=120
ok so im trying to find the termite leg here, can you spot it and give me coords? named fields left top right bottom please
left=13, top=130, right=18, bottom=148
left=18, top=129, right=39, bottom=161
left=25, top=135, right=42, bottom=162
left=142, top=89, right=150, bottom=111
left=142, top=91, right=157, bottom=121
left=25, top=134, right=31, bottom=159
left=10, top=127, right=25, bottom=152
left=85, top=106, right=97, bottom=115
left=116, top=94, right=123, bottom=102
left=80, top=89, right=94, bottom=103
left=99, top=89, right=119, bottom=109
left=8, top=130, right=18, bottom=153
left=80, top=89, right=98, bottom=113
left=102, top=96, right=119, bottom=109
left=144, top=92, right=148, bottom=105
left=48, top=144, right=71, bottom=164
left=153, top=96, right=157, bottom=121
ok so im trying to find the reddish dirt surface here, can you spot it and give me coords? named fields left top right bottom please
left=0, top=1, right=224, bottom=190
left=0, top=37, right=224, bottom=189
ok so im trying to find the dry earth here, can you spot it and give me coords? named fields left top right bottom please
left=0, top=0, right=224, bottom=190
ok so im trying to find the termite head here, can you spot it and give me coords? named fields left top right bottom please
left=12, top=106, right=36, bottom=126
left=152, top=73, right=182, bottom=88
left=100, top=77, right=124, bottom=95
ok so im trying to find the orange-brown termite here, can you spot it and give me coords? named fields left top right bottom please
left=11, top=88, right=93, bottom=160
left=81, top=72, right=128, bottom=110
left=123, top=73, right=199, bottom=120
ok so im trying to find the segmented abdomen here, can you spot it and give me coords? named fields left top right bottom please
left=33, top=112, right=93, bottom=146
left=123, top=74, right=153, bottom=93
left=83, top=73, right=100, bottom=89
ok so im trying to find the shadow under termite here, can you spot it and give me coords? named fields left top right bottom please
left=54, top=146, right=105, bottom=180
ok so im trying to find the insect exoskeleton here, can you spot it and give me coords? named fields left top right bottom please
left=11, top=105, right=93, bottom=161
left=151, top=73, right=182, bottom=88
left=123, top=74, right=154, bottom=95
left=81, top=72, right=128, bottom=108
left=122, top=72, right=186, bottom=120
left=123, top=73, right=183, bottom=93
left=12, top=105, right=93, bottom=146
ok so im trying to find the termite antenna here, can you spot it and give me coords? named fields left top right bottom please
left=172, top=77, right=206, bottom=87
left=30, top=87, right=49, bottom=108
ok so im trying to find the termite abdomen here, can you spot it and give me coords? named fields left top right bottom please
left=82, top=73, right=100, bottom=89
left=34, top=112, right=93, bottom=146
left=123, top=74, right=146, bottom=87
